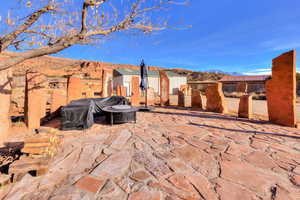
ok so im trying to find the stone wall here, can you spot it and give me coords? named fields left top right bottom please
left=206, top=83, right=227, bottom=113
left=67, top=76, right=83, bottom=103
left=24, top=71, right=47, bottom=130
left=266, top=50, right=297, bottom=127
left=0, top=69, right=12, bottom=145
left=131, top=77, right=140, bottom=106
left=160, top=71, right=170, bottom=106
left=191, top=89, right=203, bottom=109
left=50, top=90, right=67, bottom=113
left=238, top=95, right=253, bottom=119
left=146, top=88, right=155, bottom=106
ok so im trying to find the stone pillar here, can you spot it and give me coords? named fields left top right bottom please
left=25, top=71, right=47, bottom=130
left=116, top=85, right=121, bottom=96
left=0, top=69, right=12, bottom=145
left=237, top=82, right=248, bottom=93
left=67, top=76, right=82, bottom=103
left=192, top=89, right=203, bottom=109
left=169, top=95, right=179, bottom=106
left=116, top=85, right=126, bottom=97
left=131, top=77, right=140, bottom=106
left=146, top=88, right=155, bottom=106
left=178, top=85, right=192, bottom=107
left=102, top=69, right=113, bottom=97
left=238, top=95, right=253, bottom=119
left=160, top=71, right=170, bottom=106
left=205, top=82, right=227, bottom=113
left=266, top=50, right=296, bottom=127
left=50, top=89, right=67, bottom=113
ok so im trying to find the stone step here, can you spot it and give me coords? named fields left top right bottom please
left=0, top=174, right=11, bottom=187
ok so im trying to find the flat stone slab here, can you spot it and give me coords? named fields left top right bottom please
left=3, top=107, right=300, bottom=200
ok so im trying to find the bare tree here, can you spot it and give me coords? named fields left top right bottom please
left=0, top=0, right=188, bottom=71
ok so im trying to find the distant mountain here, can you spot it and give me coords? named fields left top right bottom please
left=206, top=70, right=244, bottom=76
left=228, top=72, right=244, bottom=76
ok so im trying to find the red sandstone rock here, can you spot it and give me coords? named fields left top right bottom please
left=205, top=82, right=227, bottom=113
left=67, top=76, right=82, bottom=103
left=172, top=145, right=219, bottom=178
left=75, top=175, right=107, bottom=193
left=290, top=175, right=300, bottom=186
left=238, top=95, right=253, bottom=119
left=160, top=71, right=170, bottom=106
left=131, top=76, right=140, bottom=106
left=168, top=173, right=197, bottom=194
left=50, top=89, right=67, bottom=113
left=186, top=174, right=219, bottom=200
left=191, top=89, right=203, bottom=109
left=25, top=71, right=47, bottom=130
left=220, top=160, right=292, bottom=196
left=266, top=50, right=297, bottom=127
left=244, top=151, right=277, bottom=169
left=130, top=171, right=151, bottom=182
left=215, top=178, right=257, bottom=200
left=128, top=191, right=161, bottom=200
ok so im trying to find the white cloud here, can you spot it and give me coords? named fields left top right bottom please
left=251, top=68, right=271, bottom=72
left=243, top=68, right=271, bottom=75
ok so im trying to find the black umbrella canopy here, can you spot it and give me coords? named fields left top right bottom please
left=139, top=59, right=148, bottom=91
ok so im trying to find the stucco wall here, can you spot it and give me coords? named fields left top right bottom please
left=169, top=76, right=187, bottom=95
left=113, top=74, right=186, bottom=96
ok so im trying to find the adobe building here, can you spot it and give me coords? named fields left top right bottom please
left=219, top=75, right=270, bottom=93
left=113, top=68, right=187, bottom=97
left=188, top=80, right=217, bottom=92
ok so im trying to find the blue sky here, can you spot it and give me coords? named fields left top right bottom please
left=2, top=0, right=300, bottom=74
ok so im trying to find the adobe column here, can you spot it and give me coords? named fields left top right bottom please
left=67, top=76, right=82, bottom=103
left=102, top=69, right=113, bottom=97
left=131, top=76, right=140, bottom=106
left=0, top=69, right=12, bottom=145
left=266, top=50, right=297, bottom=127
left=160, top=71, right=170, bottom=106
left=205, top=82, right=227, bottom=113
left=25, top=70, right=47, bottom=130
left=146, top=88, right=155, bottom=106
left=192, top=89, right=203, bottom=109
left=50, top=89, right=67, bottom=113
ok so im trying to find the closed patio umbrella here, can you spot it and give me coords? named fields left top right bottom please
left=139, top=59, right=152, bottom=111
left=139, top=59, right=148, bottom=91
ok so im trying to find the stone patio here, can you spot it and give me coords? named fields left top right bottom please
left=1, top=107, right=300, bottom=199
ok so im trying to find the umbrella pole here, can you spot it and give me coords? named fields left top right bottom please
left=145, top=88, right=148, bottom=108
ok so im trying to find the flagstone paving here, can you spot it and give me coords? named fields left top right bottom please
left=1, top=107, right=300, bottom=199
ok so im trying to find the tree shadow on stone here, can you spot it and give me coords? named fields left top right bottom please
left=151, top=110, right=268, bottom=125
left=189, top=122, right=300, bottom=140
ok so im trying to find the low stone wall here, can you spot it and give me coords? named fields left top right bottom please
left=206, top=83, right=227, bottom=114
left=238, top=95, right=253, bottom=119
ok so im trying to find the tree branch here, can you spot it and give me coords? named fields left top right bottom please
left=81, top=0, right=106, bottom=34
left=0, top=4, right=56, bottom=52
